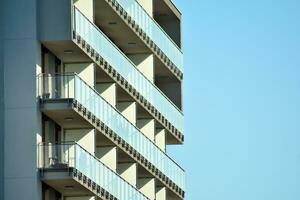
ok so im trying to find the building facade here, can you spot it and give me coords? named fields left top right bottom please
left=0, top=0, right=185, bottom=200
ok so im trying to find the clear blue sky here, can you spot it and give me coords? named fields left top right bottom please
left=167, top=0, right=300, bottom=200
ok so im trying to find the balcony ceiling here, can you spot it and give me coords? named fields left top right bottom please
left=42, top=41, right=91, bottom=63
left=153, top=0, right=181, bottom=20
left=41, top=102, right=92, bottom=129
left=94, top=0, right=150, bottom=55
left=42, top=172, right=92, bottom=196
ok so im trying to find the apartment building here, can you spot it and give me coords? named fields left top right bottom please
left=0, top=0, right=185, bottom=200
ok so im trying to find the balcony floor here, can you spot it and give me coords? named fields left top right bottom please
left=41, top=169, right=92, bottom=197
left=41, top=99, right=92, bottom=129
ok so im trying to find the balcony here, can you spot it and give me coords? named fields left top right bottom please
left=38, top=142, right=148, bottom=200
left=72, top=7, right=184, bottom=140
left=96, top=0, right=184, bottom=78
left=37, top=73, right=185, bottom=196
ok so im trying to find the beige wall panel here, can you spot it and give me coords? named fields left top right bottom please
left=64, top=63, right=95, bottom=99
left=156, top=187, right=166, bottom=200
left=137, top=178, right=155, bottom=200
left=64, top=63, right=95, bottom=87
left=95, top=146, right=117, bottom=172
left=95, top=83, right=116, bottom=107
left=137, top=119, right=155, bottom=142
left=117, top=102, right=137, bottom=125
left=155, top=129, right=166, bottom=152
left=128, top=54, right=154, bottom=83
left=117, top=163, right=137, bottom=186
left=64, top=129, right=95, bottom=155
left=137, top=0, right=153, bottom=17
left=74, top=0, right=94, bottom=21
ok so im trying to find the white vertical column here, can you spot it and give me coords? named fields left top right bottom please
left=155, top=129, right=166, bottom=152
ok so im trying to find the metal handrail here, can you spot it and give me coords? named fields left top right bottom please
left=128, top=0, right=183, bottom=53
left=37, top=72, right=185, bottom=172
left=38, top=142, right=150, bottom=200
left=73, top=7, right=184, bottom=116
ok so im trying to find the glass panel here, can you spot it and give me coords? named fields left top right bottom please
left=38, top=74, right=185, bottom=190
left=73, top=8, right=184, bottom=134
left=74, top=144, right=149, bottom=200
left=115, top=0, right=183, bottom=71
left=37, top=143, right=74, bottom=169
left=38, top=143, right=147, bottom=200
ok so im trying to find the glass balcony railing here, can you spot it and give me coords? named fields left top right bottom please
left=37, top=73, right=185, bottom=190
left=37, top=142, right=148, bottom=200
left=113, top=0, right=184, bottom=72
left=73, top=8, right=184, bottom=134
